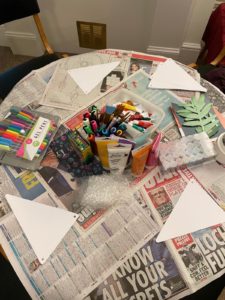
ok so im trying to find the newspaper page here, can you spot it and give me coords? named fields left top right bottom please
left=0, top=72, right=47, bottom=119
left=132, top=164, right=225, bottom=293
left=88, top=236, right=189, bottom=300
left=0, top=195, right=159, bottom=300
left=39, top=52, right=131, bottom=112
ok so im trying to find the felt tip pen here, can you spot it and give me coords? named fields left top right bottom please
left=118, top=123, right=127, bottom=131
left=0, top=144, right=11, bottom=151
left=132, top=120, right=153, bottom=128
left=132, top=124, right=145, bottom=132
left=83, top=118, right=90, bottom=126
left=106, top=117, right=118, bottom=130
left=0, top=137, right=13, bottom=146
left=122, top=103, right=137, bottom=112
left=102, top=129, right=110, bottom=136
left=90, top=120, right=98, bottom=132
left=83, top=112, right=91, bottom=119
left=83, top=125, right=94, bottom=135
left=116, top=129, right=123, bottom=136
left=110, top=127, right=117, bottom=134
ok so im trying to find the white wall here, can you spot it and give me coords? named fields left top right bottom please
left=147, top=0, right=215, bottom=63
left=0, top=0, right=216, bottom=63
left=37, top=0, right=153, bottom=54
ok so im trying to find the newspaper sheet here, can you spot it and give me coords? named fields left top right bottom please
left=0, top=191, right=159, bottom=300
left=131, top=164, right=225, bottom=293
left=0, top=72, right=47, bottom=119
left=39, top=52, right=131, bottom=112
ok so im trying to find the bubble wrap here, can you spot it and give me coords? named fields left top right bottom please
left=80, top=174, right=134, bottom=209
left=159, top=132, right=215, bottom=171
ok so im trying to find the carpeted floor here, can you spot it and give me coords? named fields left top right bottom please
left=0, top=46, right=33, bottom=72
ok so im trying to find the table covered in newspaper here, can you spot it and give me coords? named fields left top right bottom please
left=0, top=49, right=225, bottom=300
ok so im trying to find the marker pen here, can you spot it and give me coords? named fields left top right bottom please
left=83, top=118, right=90, bottom=126
left=122, top=103, right=137, bottom=112
left=132, top=124, right=145, bottom=132
left=90, top=120, right=98, bottom=133
left=133, top=120, right=153, bottom=128
left=110, top=127, right=117, bottom=134
left=83, top=125, right=94, bottom=135
left=102, top=129, right=110, bottom=136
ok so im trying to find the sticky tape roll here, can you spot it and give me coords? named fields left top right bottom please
left=215, top=132, right=225, bottom=164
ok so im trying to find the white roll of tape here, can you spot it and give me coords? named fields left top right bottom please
left=215, top=132, right=225, bottom=164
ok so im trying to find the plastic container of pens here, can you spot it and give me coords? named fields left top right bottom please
left=103, top=88, right=164, bottom=140
left=0, top=106, right=60, bottom=170
left=83, top=89, right=164, bottom=142
left=79, top=89, right=164, bottom=173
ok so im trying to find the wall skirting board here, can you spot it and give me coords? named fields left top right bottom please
left=147, top=45, right=180, bottom=60
left=179, top=42, right=202, bottom=64
left=147, top=43, right=201, bottom=64
left=4, top=31, right=44, bottom=57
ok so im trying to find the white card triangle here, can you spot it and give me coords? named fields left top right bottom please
left=149, top=58, right=207, bottom=92
left=156, top=180, right=225, bottom=242
left=5, top=194, right=78, bottom=264
left=68, top=61, right=120, bottom=94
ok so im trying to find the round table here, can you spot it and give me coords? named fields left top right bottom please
left=1, top=49, right=225, bottom=300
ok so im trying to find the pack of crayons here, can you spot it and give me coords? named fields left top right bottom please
left=0, top=106, right=60, bottom=170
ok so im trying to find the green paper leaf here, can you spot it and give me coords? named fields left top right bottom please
left=199, top=103, right=212, bottom=118
left=176, top=95, right=220, bottom=137
left=183, top=120, right=203, bottom=127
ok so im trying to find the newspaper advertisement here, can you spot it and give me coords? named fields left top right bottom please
left=88, top=236, right=189, bottom=300
left=171, top=223, right=225, bottom=289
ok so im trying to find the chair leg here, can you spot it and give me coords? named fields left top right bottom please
left=33, top=14, right=54, bottom=55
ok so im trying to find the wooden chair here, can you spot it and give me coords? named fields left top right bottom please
left=0, top=0, right=68, bottom=99
left=0, top=0, right=61, bottom=256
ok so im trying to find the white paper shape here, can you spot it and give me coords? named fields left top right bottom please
left=5, top=194, right=78, bottom=264
left=149, top=58, right=207, bottom=92
left=156, top=180, right=225, bottom=242
left=68, top=61, right=120, bottom=94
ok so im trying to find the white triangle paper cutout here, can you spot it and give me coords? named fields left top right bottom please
left=68, top=61, right=120, bottom=94
left=5, top=194, right=78, bottom=264
left=156, top=180, right=225, bottom=242
left=149, top=58, right=207, bottom=92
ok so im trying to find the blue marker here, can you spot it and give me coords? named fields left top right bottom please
left=0, top=137, right=13, bottom=146
left=110, top=127, right=117, bottom=134
left=102, top=129, right=110, bottom=136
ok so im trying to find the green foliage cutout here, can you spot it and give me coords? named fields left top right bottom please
left=176, top=95, right=220, bottom=137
